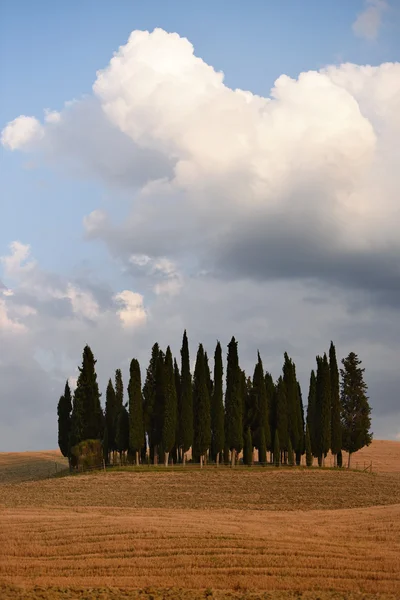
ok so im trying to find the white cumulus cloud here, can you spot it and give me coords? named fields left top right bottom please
left=352, top=0, right=388, bottom=40
left=114, top=290, right=147, bottom=328
left=1, top=115, right=44, bottom=150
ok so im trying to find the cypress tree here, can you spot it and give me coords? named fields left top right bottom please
left=172, top=358, right=181, bottom=463
left=251, top=353, right=271, bottom=461
left=337, top=449, right=343, bottom=468
left=340, top=352, right=372, bottom=468
left=115, top=368, right=124, bottom=431
left=193, top=344, right=211, bottom=467
left=316, top=354, right=331, bottom=466
left=152, top=349, right=165, bottom=464
left=274, top=376, right=288, bottom=453
left=211, top=341, right=225, bottom=465
left=179, top=331, right=193, bottom=465
left=162, top=347, right=178, bottom=466
left=243, top=427, right=253, bottom=465
left=225, top=337, right=243, bottom=467
left=295, top=382, right=305, bottom=465
left=116, top=405, right=129, bottom=464
left=329, top=341, right=342, bottom=466
left=274, top=430, right=280, bottom=467
left=128, top=358, right=144, bottom=465
left=143, top=343, right=159, bottom=461
left=70, top=345, right=103, bottom=448
left=204, top=351, right=213, bottom=399
left=258, top=426, right=266, bottom=465
left=265, top=371, right=275, bottom=458
left=104, top=379, right=117, bottom=462
left=57, top=380, right=72, bottom=461
left=283, top=353, right=299, bottom=454
left=306, top=370, right=317, bottom=457
left=102, top=425, right=109, bottom=465
left=287, top=437, right=294, bottom=466
left=305, top=423, right=313, bottom=467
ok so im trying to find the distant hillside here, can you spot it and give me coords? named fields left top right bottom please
left=0, top=450, right=68, bottom=483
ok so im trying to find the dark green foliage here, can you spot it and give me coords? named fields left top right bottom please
left=225, top=337, right=243, bottom=454
left=340, top=352, right=372, bottom=467
left=179, top=330, right=193, bottom=455
left=305, top=423, right=313, bottom=467
left=162, top=347, right=178, bottom=457
left=70, top=345, right=103, bottom=448
left=283, top=353, right=300, bottom=453
left=306, top=370, right=317, bottom=456
left=204, top=351, right=213, bottom=399
left=57, top=380, right=72, bottom=458
left=337, top=449, right=343, bottom=468
left=329, top=341, right=342, bottom=458
left=71, top=439, right=102, bottom=470
left=274, top=430, right=280, bottom=467
left=296, top=382, right=305, bottom=465
left=193, top=344, right=211, bottom=460
left=115, top=369, right=124, bottom=414
left=287, top=437, right=294, bottom=466
left=274, top=376, right=288, bottom=451
left=223, top=443, right=230, bottom=465
left=102, top=425, right=109, bottom=464
left=173, top=358, right=181, bottom=462
left=265, top=371, right=275, bottom=452
left=243, top=427, right=253, bottom=465
left=143, top=343, right=159, bottom=454
left=315, top=354, right=331, bottom=464
left=211, top=341, right=225, bottom=462
left=152, top=349, right=166, bottom=461
left=104, top=379, right=117, bottom=452
left=251, top=353, right=271, bottom=458
left=128, top=358, right=144, bottom=455
left=116, top=405, right=129, bottom=458
left=258, top=426, right=266, bottom=464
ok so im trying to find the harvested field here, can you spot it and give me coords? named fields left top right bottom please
left=1, top=468, right=399, bottom=511
left=0, top=450, right=68, bottom=483
left=314, top=440, right=400, bottom=473
left=0, top=505, right=399, bottom=596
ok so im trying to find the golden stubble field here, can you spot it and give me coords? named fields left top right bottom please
left=0, top=440, right=399, bottom=600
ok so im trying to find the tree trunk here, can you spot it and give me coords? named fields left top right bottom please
left=154, top=445, right=158, bottom=465
left=216, top=452, right=220, bottom=467
left=348, top=452, right=351, bottom=469
left=231, top=449, right=235, bottom=468
left=135, top=451, right=139, bottom=466
left=183, top=451, right=186, bottom=466
left=333, top=454, right=337, bottom=468
left=200, top=454, right=203, bottom=469
left=318, top=455, right=322, bottom=467
left=164, top=451, right=169, bottom=467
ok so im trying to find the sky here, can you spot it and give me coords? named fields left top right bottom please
left=0, top=0, right=399, bottom=451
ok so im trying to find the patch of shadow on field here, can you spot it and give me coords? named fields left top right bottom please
left=0, top=455, right=69, bottom=484
left=1, top=586, right=398, bottom=600
left=1, top=469, right=399, bottom=510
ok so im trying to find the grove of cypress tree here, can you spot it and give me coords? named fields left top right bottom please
left=283, top=353, right=300, bottom=453
left=225, top=337, right=243, bottom=467
left=162, top=347, right=178, bottom=466
left=329, top=341, right=342, bottom=466
left=211, top=341, right=225, bottom=465
left=243, top=427, right=253, bottom=465
left=274, top=376, right=288, bottom=453
left=316, top=354, right=331, bottom=467
left=265, top=371, right=275, bottom=457
left=128, top=358, right=144, bottom=465
left=274, top=430, right=280, bottom=467
left=295, top=382, right=305, bottom=465
left=152, top=349, right=165, bottom=464
left=70, top=345, right=103, bottom=448
left=252, top=353, right=271, bottom=460
left=340, top=352, right=372, bottom=468
left=204, top=351, right=213, bottom=399
left=193, top=344, right=211, bottom=467
left=179, top=331, right=193, bottom=465
left=305, top=423, right=313, bottom=467
left=57, top=380, right=72, bottom=462
left=116, top=405, right=129, bottom=464
left=173, top=358, right=181, bottom=463
left=105, top=379, right=117, bottom=461
left=115, top=368, right=124, bottom=430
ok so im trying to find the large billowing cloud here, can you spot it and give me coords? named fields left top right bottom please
left=1, top=29, right=400, bottom=448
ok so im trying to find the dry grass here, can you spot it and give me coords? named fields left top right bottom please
left=314, top=440, right=400, bottom=473
left=0, top=505, right=399, bottom=596
left=1, top=441, right=399, bottom=598
left=0, top=450, right=68, bottom=483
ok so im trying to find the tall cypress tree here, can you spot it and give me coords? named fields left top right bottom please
left=162, top=346, right=178, bottom=466
left=70, top=345, right=103, bottom=450
left=340, top=352, right=372, bottom=468
left=243, top=427, right=253, bottom=466
left=204, top=351, right=213, bottom=399
left=274, top=376, right=288, bottom=455
left=57, top=380, right=72, bottom=462
left=306, top=370, right=317, bottom=458
left=305, top=423, right=313, bottom=467
left=128, top=358, right=144, bottom=465
left=295, top=382, right=305, bottom=465
left=172, top=358, right=181, bottom=464
left=193, top=344, right=211, bottom=467
left=105, top=379, right=117, bottom=461
left=274, top=430, right=280, bottom=467
left=283, top=353, right=300, bottom=454
left=179, top=331, right=193, bottom=465
left=211, top=341, right=225, bottom=465
left=315, top=354, right=331, bottom=467
left=115, top=368, right=124, bottom=422
left=225, top=337, right=243, bottom=466
left=329, top=341, right=342, bottom=466
left=116, top=405, right=129, bottom=464
left=251, top=353, right=271, bottom=458
left=143, top=343, right=159, bottom=461
left=152, top=349, right=165, bottom=464
left=265, top=371, right=275, bottom=457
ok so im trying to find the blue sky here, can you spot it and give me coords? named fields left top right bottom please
left=0, top=0, right=400, bottom=447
